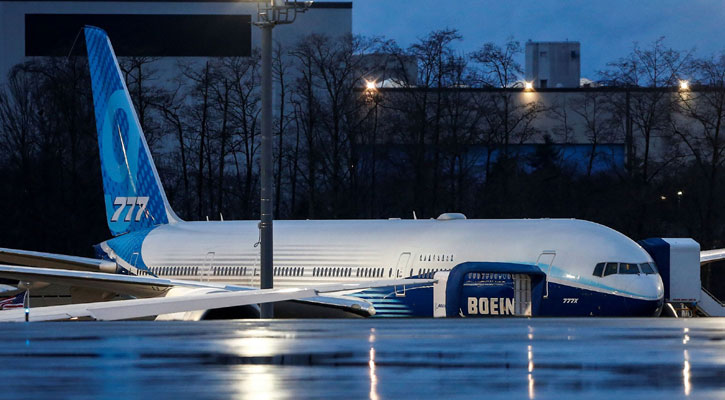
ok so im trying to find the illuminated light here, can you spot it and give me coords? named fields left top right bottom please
left=237, top=364, right=280, bottom=400
left=524, top=81, right=534, bottom=91
left=527, top=329, right=535, bottom=399
left=677, top=190, right=684, bottom=196
left=683, top=349, right=691, bottom=396
left=528, top=373, right=535, bottom=399
left=679, top=80, right=690, bottom=91
left=369, top=347, right=379, bottom=400
left=661, top=195, right=667, bottom=201
left=366, top=80, right=377, bottom=91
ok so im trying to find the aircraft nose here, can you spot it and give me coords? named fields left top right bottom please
left=629, top=274, right=664, bottom=300
left=648, top=274, right=665, bottom=299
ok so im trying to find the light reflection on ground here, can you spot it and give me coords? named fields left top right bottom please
left=2, top=318, right=725, bottom=399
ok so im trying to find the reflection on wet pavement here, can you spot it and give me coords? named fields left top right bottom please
left=2, top=318, right=725, bottom=399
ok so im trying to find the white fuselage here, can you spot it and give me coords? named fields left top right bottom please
left=105, top=218, right=664, bottom=302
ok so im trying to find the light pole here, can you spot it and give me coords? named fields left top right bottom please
left=254, top=0, right=311, bottom=319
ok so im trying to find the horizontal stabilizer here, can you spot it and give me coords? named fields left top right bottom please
left=0, top=248, right=116, bottom=272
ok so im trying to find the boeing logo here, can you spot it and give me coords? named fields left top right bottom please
left=467, top=297, right=515, bottom=315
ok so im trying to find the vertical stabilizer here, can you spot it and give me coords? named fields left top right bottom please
left=85, top=26, right=180, bottom=236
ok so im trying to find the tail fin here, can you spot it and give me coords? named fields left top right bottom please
left=85, top=26, right=179, bottom=236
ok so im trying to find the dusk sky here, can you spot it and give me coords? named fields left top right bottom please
left=345, top=0, right=725, bottom=79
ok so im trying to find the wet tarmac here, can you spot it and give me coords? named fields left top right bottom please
left=2, top=318, right=725, bottom=399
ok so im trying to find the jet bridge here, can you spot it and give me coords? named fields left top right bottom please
left=639, top=238, right=725, bottom=317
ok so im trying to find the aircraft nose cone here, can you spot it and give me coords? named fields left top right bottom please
left=646, top=274, right=665, bottom=300
left=630, top=275, right=664, bottom=300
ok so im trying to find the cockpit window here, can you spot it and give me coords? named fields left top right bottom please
left=595, top=261, right=657, bottom=277
left=619, top=263, right=640, bottom=274
left=603, top=262, right=618, bottom=276
left=649, top=262, right=659, bottom=274
left=640, top=262, right=657, bottom=274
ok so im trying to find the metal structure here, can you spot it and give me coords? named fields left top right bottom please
left=254, top=0, right=312, bottom=319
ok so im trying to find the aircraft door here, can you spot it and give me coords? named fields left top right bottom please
left=394, top=252, right=411, bottom=296
left=200, top=251, right=215, bottom=282
left=395, top=252, right=410, bottom=278
left=514, top=274, right=532, bottom=316
left=537, top=251, right=556, bottom=298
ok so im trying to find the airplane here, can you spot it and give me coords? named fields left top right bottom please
left=0, top=26, right=720, bottom=321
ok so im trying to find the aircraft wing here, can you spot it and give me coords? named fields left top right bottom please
left=0, top=247, right=115, bottom=272
left=0, top=287, right=317, bottom=322
left=0, top=265, right=434, bottom=321
left=0, top=265, right=209, bottom=297
left=701, top=249, right=725, bottom=265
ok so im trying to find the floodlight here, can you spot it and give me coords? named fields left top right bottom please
left=524, top=81, right=534, bottom=91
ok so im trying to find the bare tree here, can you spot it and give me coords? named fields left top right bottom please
left=157, top=83, right=192, bottom=218
left=570, top=91, right=618, bottom=177
left=671, top=54, right=725, bottom=247
left=602, top=37, right=693, bottom=183
left=120, top=56, right=165, bottom=149
left=470, top=38, right=544, bottom=201
left=226, top=54, right=262, bottom=219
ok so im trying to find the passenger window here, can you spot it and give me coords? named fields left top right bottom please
left=593, top=263, right=605, bottom=277
left=619, top=263, right=640, bottom=274
left=603, top=263, right=618, bottom=276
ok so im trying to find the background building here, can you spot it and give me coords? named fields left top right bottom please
left=525, top=41, right=580, bottom=88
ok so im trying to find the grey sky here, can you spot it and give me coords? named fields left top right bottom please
left=346, top=0, right=725, bottom=79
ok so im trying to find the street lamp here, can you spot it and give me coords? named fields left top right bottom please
left=679, top=80, right=690, bottom=91
left=254, top=0, right=312, bottom=319
left=364, top=79, right=378, bottom=103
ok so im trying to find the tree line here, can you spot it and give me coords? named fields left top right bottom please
left=1, top=29, right=725, bottom=269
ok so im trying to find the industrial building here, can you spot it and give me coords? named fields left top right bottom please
left=525, top=41, right=581, bottom=88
